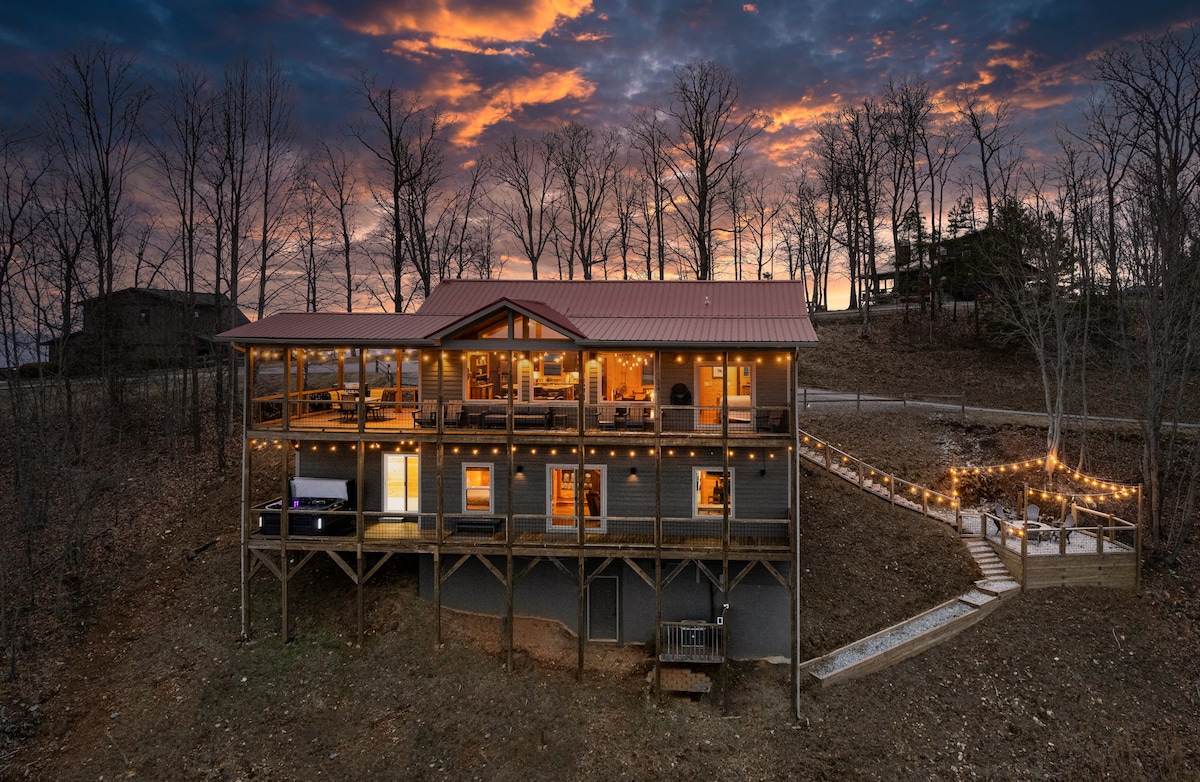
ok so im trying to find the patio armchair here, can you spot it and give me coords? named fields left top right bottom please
left=413, top=401, right=439, bottom=428
left=444, top=401, right=465, bottom=428
left=597, top=403, right=618, bottom=430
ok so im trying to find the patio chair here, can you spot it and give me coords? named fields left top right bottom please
left=331, top=391, right=358, bottom=422
left=989, top=502, right=1008, bottom=534
left=444, top=401, right=464, bottom=428
left=597, top=403, right=618, bottom=430
left=413, top=401, right=439, bottom=428
left=375, top=389, right=396, bottom=420
left=1061, top=512, right=1075, bottom=543
left=1025, top=504, right=1040, bottom=522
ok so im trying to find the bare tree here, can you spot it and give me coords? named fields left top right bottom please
left=628, top=109, right=673, bottom=279
left=958, top=93, right=1022, bottom=228
left=663, top=61, right=765, bottom=279
left=611, top=168, right=641, bottom=279
left=351, top=73, right=448, bottom=307
left=547, top=121, right=621, bottom=280
left=723, top=167, right=748, bottom=279
left=783, top=161, right=840, bottom=310
left=986, top=196, right=1084, bottom=467
left=253, top=54, right=299, bottom=318
left=314, top=137, right=363, bottom=311
left=818, top=99, right=887, bottom=321
left=1093, top=26, right=1200, bottom=559
left=42, top=40, right=150, bottom=301
left=744, top=175, right=785, bottom=279
left=294, top=162, right=331, bottom=312
left=149, top=63, right=212, bottom=452
left=1076, top=90, right=1136, bottom=295
left=486, top=132, right=558, bottom=280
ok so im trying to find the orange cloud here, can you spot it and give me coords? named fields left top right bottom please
left=427, top=68, right=597, bottom=145
left=332, top=0, right=594, bottom=53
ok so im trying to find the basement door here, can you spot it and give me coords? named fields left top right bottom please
left=587, top=575, right=619, bottom=642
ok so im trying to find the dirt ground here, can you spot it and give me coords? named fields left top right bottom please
left=3, top=310, right=1200, bottom=780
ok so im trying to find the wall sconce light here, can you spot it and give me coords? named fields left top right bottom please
left=516, top=465, right=524, bottom=475
left=630, top=467, right=638, bottom=476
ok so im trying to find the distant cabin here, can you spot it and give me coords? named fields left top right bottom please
left=49, top=288, right=249, bottom=371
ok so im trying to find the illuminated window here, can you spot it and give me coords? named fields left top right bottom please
left=463, top=463, right=493, bottom=514
left=694, top=468, right=734, bottom=517
left=383, top=453, right=419, bottom=513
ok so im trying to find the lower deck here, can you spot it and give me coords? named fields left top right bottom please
left=247, top=514, right=792, bottom=560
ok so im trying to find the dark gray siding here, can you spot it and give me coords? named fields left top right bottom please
left=296, top=442, right=788, bottom=520
left=420, top=555, right=792, bottom=658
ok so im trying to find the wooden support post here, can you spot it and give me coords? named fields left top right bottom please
left=577, top=555, right=586, bottom=681
left=505, top=368, right=515, bottom=672
left=791, top=347, right=801, bottom=719
left=435, top=352, right=445, bottom=648
left=1135, top=485, right=1143, bottom=587
left=356, top=549, right=365, bottom=645
left=241, top=348, right=254, bottom=640
left=433, top=550, right=442, bottom=649
left=279, top=432, right=291, bottom=643
left=654, top=350, right=663, bottom=700
left=356, top=435, right=366, bottom=644
left=1020, top=516, right=1028, bottom=592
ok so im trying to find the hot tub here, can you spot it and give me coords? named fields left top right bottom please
left=255, top=477, right=356, bottom=536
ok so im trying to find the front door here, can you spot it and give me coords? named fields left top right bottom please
left=587, top=575, right=619, bottom=642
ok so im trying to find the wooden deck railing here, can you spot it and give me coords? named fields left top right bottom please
left=980, top=503, right=1140, bottom=589
left=659, top=614, right=727, bottom=664
left=797, top=430, right=961, bottom=528
left=248, top=510, right=791, bottom=552
left=249, top=396, right=791, bottom=437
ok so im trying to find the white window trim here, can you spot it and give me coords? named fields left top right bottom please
left=693, top=466, right=735, bottom=518
left=462, top=462, right=494, bottom=514
left=382, top=452, right=420, bottom=514
left=546, top=463, right=607, bottom=532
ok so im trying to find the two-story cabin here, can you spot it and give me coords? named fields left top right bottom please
left=220, top=280, right=816, bottom=691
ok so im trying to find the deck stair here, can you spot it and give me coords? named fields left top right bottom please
left=796, top=430, right=1021, bottom=687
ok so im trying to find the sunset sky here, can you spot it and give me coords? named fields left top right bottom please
left=0, top=1, right=1197, bottom=309
left=3, top=0, right=1196, bottom=157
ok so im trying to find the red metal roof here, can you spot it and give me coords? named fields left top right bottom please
left=217, top=280, right=817, bottom=347
left=419, top=280, right=817, bottom=346
left=215, top=312, right=453, bottom=344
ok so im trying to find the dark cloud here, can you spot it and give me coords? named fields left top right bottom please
left=0, top=0, right=1196, bottom=155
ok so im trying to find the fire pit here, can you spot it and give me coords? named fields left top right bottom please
left=255, top=477, right=355, bottom=536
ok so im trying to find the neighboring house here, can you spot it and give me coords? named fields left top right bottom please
left=875, top=228, right=1002, bottom=302
left=219, top=280, right=816, bottom=694
left=49, top=288, right=249, bottom=370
